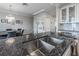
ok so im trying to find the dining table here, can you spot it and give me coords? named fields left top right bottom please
left=0, top=30, right=21, bottom=39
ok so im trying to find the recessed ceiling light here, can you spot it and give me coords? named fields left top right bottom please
left=22, top=3, right=28, bottom=6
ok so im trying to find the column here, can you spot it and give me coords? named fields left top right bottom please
left=55, top=4, right=60, bottom=36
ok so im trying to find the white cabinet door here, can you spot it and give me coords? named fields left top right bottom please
left=60, top=4, right=76, bottom=23
left=63, top=45, right=71, bottom=56
left=61, top=8, right=67, bottom=23
left=69, top=6, right=75, bottom=23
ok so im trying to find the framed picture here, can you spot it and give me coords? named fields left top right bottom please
left=1, top=19, right=8, bottom=23
left=16, top=20, right=23, bottom=24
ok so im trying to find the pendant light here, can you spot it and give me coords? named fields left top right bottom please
left=5, top=4, right=15, bottom=22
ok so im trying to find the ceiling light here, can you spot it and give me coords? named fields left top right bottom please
left=5, top=4, right=15, bottom=22
left=6, top=14, right=15, bottom=22
left=22, top=3, right=28, bottom=6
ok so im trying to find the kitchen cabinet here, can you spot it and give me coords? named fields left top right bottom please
left=69, top=6, right=75, bottom=22
left=59, top=4, right=76, bottom=31
left=60, top=4, right=75, bottom=23
left=61, top=8, right=67, bottom=23
left=63, top=45, right=71, bottom=56
left=59, top=3, right=79, bottom=32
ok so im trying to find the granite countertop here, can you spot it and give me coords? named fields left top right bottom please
left=0, top=32, right=74, bottom=56
left=0, top=35, right=37, bottom=56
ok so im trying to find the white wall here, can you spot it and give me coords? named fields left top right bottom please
left=50, top=17, right=56, bottom=32
left=0, top=11, right=33, bottom=34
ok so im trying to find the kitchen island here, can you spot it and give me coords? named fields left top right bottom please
left=31, top=32, right=73, bottom=56
left=0, top=32, right=74, bottom=56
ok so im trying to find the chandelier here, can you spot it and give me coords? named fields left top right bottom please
left=5, top=5, right=15, bottom=22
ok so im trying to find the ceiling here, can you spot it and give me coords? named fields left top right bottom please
left=0, top=3, right=67, bottom=17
